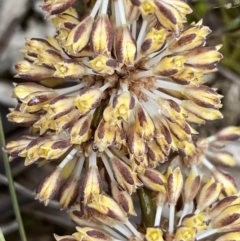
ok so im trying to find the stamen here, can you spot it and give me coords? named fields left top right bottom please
left=102, top=225, right=127, bottom=241
left=58, top=149, right=77, bottom=169
left=152, top=90, right=182, bottom=105
left=201, top=157, right=215, bottom=170
left=155, top=80, right=183, bottom=92
left=133, top=70, right=153, bottom=79
left=207, top=135, right=216, bottom=143
left=110, top=148, right=130, bottom=164
left=101, top=0, right=109, bottom=14
left=132, top=20, right=137, bottom=39
left=90, top=0, right=102, bottom=18
left=169, top=204, right=175, bottom=234
left=114, top=223, right=132, bottom=238
left=101, top=154, right=114, bottom=181
left=154, top=205, right=163, bottom=227
left=117, top=0, right=127, bottom=25
left=121, top=82, right=129, bottom=91
left=145, top=48, right=170, bottom=68
left=191, top=165, right=200, bottom=175
left=105, top=148, right=114, bottom=159
left=89, top=151, right=97, bottom=166
left=125, top=220, right=142, bottom=239
left=114, top=1, right=120, bottom=27
left=196, top=229, right=218, bottom=240
left=100, top=82, right=111, bottom=91
left=140, top=88, right=157, bottom=100
left=57, top=82, right=86, bottom=95
left=137, top=19, right=148, bottom=52
left=73, top=156, right=85, bottom=177
left=178, top=202, right=190, bottom=226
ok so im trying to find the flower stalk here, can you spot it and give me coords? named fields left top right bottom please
left=0, top=113, right=27, bottom=241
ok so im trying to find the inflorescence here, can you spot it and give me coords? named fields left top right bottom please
left=4, top=0, right=240, bottom=240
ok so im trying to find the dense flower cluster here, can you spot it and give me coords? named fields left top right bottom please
left=4, top=0, right=240, bottom=240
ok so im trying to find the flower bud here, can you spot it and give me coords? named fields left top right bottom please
left=15, top=60, right=55, bottom=80
left=147, top=139, right=165, bottom=165
left=40, top=0, right=77, bottom=15
left=111, top=181, right=137, bottom=216
left=210, top=204, right=240, bottom=228
left=89, top=55, right=117, bottom=75
left=209, top=196, right=240, bottom=219
left=167, top=120, right=191, bottom=142
left=54, top=59, right=88, bottom=79
left=181, top=100, right=223, bottom=121
left=3, top=136, right=35, bottom=159
left=168, top=22, right=211, bottom=53
left=20, top=137, right=51, bottom=165
left=69, top=205, right=102, bottom=228
left=74, top=87, right=103, bottom=115
left=175, top=226, right=196, bottom=241
left=82, top=165, right=102, bottom=204
left=75, top=227, right=114, bottom=241
left=141, top=27, right=168, bottom=56
left=184, top=170, right=201, bottom=203
left=182, top=212, right=207, bottom=232
left=34, top=49, right=63, bottom=69
left=87, top=194, right=127, bottom=224
left=90, top=14, right=113, bottom=55
left=70, top=114, right=93, bottom=145
left=138, top=168, right=166, bottom=193
left=13, top=82, right=49, bottom=100
left=54, top=108, right=80, bottom=131
left=206, top=151, right=236, bottom=167
left=52, top=13, right=79, bottom=30
left=154, top=1, right=190, bottom=36
left=33, top=113, right=56, bottom=135
left=114, top=25, right=136, bottom=66
left=111, top=157, right=142, bottom=194
left=46, top=95, right=75, bottom=119
left=215, top=232, right=240, bottom=241
left=38, top=140, right=72, bottom=160
left=152, top=55, right=186, bottom=76
left=104, top=91, right=135, bottom=122
left=138, top=1, right=156, bottom=16
left=127, top=125, right=147, bottom=159
left=170, top=67, right=197, bottom=85
left=184, top=45, right=223, bottom=73
left=124, top=0, right=140, bottom=23
left=135, top=103, right=155, bottom=141
left=152, top=117, right=172, bottom=155
left=182, top=85, right=222, bottom=109
left=211, top=168, right=238, bottom=196
left=93, top=120, right=116, bottom=152
left=65, top=15, right=94, bottom=54
left=58, top=177, right=80, bottom=209
left=7, top=110, right=40, bottom=127
left=166, top=166, right=183, bottom=205
left=36, top=167, right=62, bottom=205
left=215, top=126, right=240, bottom=141
left=145, top=228, right=163, bottom=241
left=196, top=177, right=222, bottom=213
left=19, top=91, right=58, bottom=113
left=54, top=234, right=77, bottom=241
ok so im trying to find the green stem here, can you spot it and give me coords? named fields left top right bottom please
left=137, top=187, right=156, bottom=228
left=0, top=113, right=27, bottom=241
left=0, top=228, right=6, bottom=241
